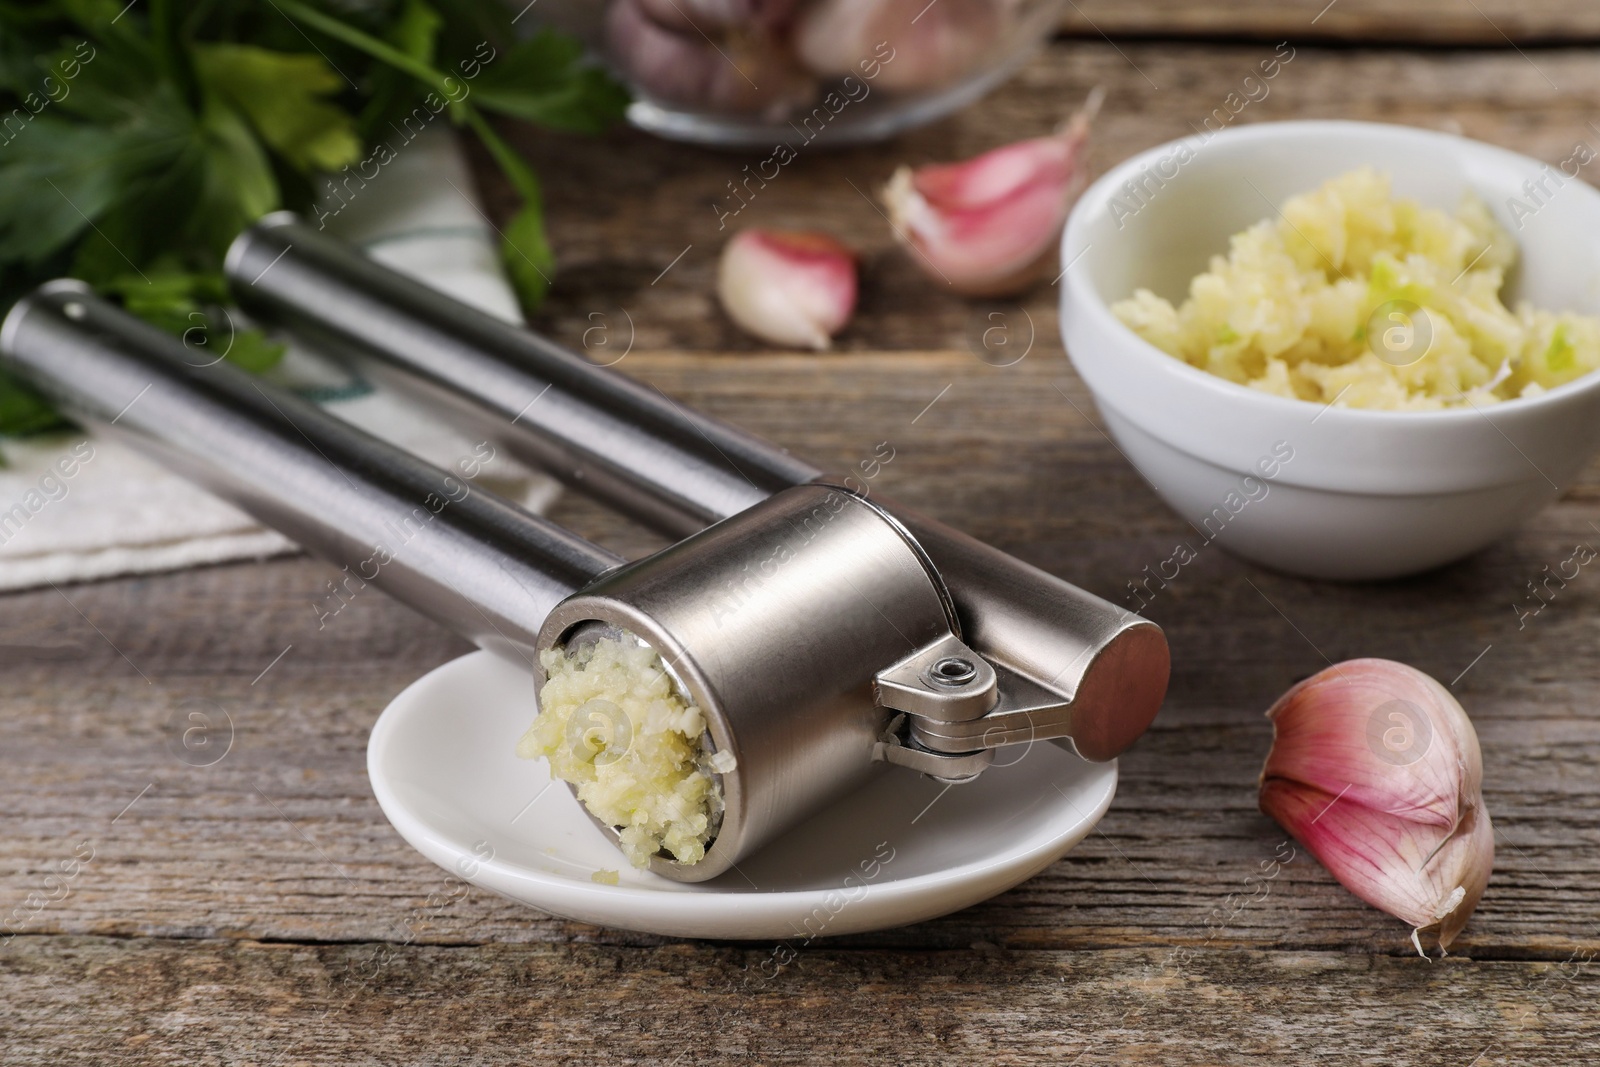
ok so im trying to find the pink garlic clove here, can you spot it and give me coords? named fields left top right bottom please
left=882, top=89, right=1100, bottom=297
left=717, top=229, right=858, bottom=350
left=1258, top=658, right=1494, bottom=953
left=794, top=0, right=1003, bottom=93
left=607, top=0, right=814, bottom=117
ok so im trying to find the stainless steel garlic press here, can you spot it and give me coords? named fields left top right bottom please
left=0, top=215, right=1167, bottom=882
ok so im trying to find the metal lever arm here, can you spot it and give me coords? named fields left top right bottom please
left=0, top=282, right=622, bottom=660
left=226, top=212, right=817, bottom=538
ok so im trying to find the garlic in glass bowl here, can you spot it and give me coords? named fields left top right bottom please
left=530, top=0, right=1068, bottom=146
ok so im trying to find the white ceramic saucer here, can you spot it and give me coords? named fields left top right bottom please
left=367, top=650, right=1117, bottom=940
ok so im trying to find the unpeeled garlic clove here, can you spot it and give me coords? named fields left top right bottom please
left=882, top=89, right=1100, bottom=297
left=717, top=229, right=857, bottom=350
left=607, top=0, right=814, bottom=117
left=1258, top=658, right=1494, bottom=954
left=794, top=0, right=1003, bottom=93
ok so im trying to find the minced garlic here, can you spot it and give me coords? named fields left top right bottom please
left=1112, top=167, right=1600, bottom=410
left=516, top=634, right=733, bottom=869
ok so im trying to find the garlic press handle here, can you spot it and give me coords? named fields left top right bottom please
left=0, top=281, right=621, bottom=660
left=227, top=212, right=816, bottom=538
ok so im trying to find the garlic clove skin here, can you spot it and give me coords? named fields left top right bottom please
left=795, top=0, right=1003, bottom=93
left=607, top=0, right=815, bottom=117
left=717, top=229, right=857, bottom=350
left=1262, top=657, right=1478, bottom=828
left=1259, top=658, right=1494, bottom=952
left=882, top=91, right=1099, bottom=297
left=1260, top=776, right=1493, bottom=952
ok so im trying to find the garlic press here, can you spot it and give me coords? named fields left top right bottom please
left=0, top=216, right=1167, bottom=882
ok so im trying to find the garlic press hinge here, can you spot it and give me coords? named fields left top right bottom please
left=874, top=636, right=1080, bottom=773
left=873, top=633, right=997, bottom=722
left=870, top=635, right=1079, bottom=781
left=909, top=663, right=1079, bottom=754
left=871, top=634, right=993, bottom=782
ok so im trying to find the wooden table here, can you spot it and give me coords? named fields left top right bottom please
left=5, top=6, right=1599, bottom=1063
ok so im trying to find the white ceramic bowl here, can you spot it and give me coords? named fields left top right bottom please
left=1060, top=120, right=1600, bottom=580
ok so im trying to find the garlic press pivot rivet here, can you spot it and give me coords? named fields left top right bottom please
left=928, top=657, right=978, bottom=687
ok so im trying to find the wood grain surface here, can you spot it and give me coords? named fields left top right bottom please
left=1058, top=0, right=1600, bottom=45
left=5, top=30, right=1600, bottom=1066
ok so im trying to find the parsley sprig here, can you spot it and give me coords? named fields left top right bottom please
left=0, top=0, right=627, bottom=436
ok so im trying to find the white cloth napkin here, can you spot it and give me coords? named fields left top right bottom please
left=0, top=127, right=558, bottom=592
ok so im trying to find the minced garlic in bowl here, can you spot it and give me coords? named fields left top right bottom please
left=517, top=633, right=734, bottom=869
left=1112, top=167, right=1600, bottom=411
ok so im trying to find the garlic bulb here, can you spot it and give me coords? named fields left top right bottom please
left=1258, top=658, right=1494, bottom=953
left=607, top=0, right=814, bottom=117
left=717, top=229, right=857, bottom=350
left=794, top=0, right=1003, bottom=93
left=882, top=89, right=1099, bottom=297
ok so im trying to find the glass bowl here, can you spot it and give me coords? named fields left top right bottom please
left=533, top=0, right=1067, bottom=147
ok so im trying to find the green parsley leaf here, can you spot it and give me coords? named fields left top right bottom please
left=391, top=0, right=445, bottom=66
left=191, top=97, right=282, bottom=243
left=462, top=108, right=553, bottom=306
left=0, top=370, right=71, bottom=440
left=192, top=44, right=363, bottom=175
left=0, top=117, right=122, bottom=266
left=500, top=202, right=554, bottom=309
left=107, top=268, right=286, bottom=375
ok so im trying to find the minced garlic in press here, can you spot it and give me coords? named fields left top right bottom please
left=517, top=633, right=734, bottom=869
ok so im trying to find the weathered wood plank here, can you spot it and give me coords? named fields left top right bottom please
left=2, top=938, right=1595, bottom=1065
left=1058, top=0, right=1600, bottom=46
